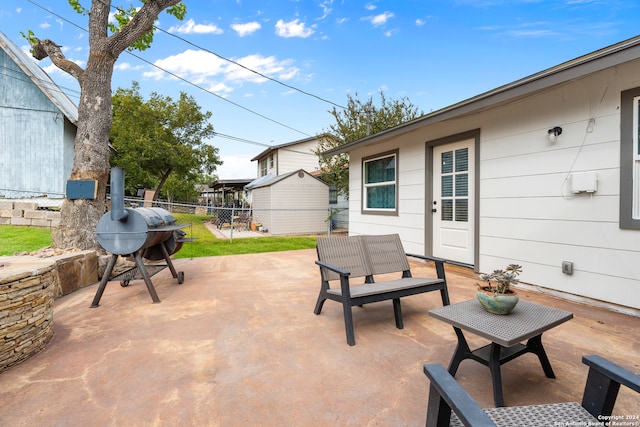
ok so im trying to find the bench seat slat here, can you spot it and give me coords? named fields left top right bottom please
left=327, top=277, right=445, bottom=298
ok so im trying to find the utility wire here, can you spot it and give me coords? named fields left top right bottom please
left=25, top=0, right=336, bottom=140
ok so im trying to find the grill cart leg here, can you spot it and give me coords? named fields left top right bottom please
left=90, top=254, right=118, bottom=308
left=134, top=251, right=161, bottom=304
left=160, top=241, right=184, bottom=284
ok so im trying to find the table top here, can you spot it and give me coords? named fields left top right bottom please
left=429, top=299, right=573, bottom=347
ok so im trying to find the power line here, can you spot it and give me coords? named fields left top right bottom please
left=24, top=0, right=337, bottom=141
left=149, top=20, right=347, bottom=110
left=125, top=50, right=312, bottom=137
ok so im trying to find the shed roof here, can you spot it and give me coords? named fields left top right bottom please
left=0, top=31, right=78, bottom=124
left=323, top=34, right=640, bottom=156
left=245, top=169, right=328, bottom=190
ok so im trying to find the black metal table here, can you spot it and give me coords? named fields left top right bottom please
left=429, top=299, right=573, bottom=407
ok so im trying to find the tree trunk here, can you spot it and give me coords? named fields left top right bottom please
left=52, top=53, right=115, bottom=251
left=29, top=0, right=183, bottom=251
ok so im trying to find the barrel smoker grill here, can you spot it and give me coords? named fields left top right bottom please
left=91, top=168, right=189, bottom=307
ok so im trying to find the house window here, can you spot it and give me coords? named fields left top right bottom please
left=620, top=87, right=640, bottom=229
left=440, top=148, right=469, bottom=222
left=260, top=159, right=267, bottom=177
left=329, top=185, right=338, bottom=204
left=362, top=151, right=397, bottom=214
left=269, top=154, right=274, bottom=168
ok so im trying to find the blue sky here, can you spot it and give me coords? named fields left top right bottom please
left=0, top=1, right=638, bottom=179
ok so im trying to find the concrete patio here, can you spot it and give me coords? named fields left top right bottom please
left=0, top=249, right=638, bottom=426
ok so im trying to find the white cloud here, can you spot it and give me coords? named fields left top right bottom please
left=231, top=21, right=261, bottom=36
left=39, top=21, right=50, bottom=29
left=318, top=0, right=333, bottom=20
left=143, top=49, right=299, bottom=94
left=227, top=54, right=299, bottom=83
left=369, top=12, right=394, bottom=27
left=275, top=19, right=315, bottom=38
left=365, top=2, right=377, bottom=11
left=115, top=62, right=143, bottom=71
left=168, top=18, right=224, bottom=34
left=416, top=18, right=425, bottom=26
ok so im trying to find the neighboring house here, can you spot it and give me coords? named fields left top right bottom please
left=251, top=134, right=326, bottom=177
left=323, top=35, right=640, bottom=314
left=0, top=32, right=77, bottom=199
left=246, top=169, right=329, bottom=235
left=247, top=133, right=347, bottom=232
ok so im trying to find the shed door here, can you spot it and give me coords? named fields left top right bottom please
left=432, top=139, right=474, bottom=264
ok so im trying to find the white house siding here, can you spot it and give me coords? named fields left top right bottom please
left=347, top=59, right=640, bottom=312
left=251, top=187, right=272, bottom=229
left=250, top=172, right=328, bottom=235
left=275, top=139, right=320, bottom=175
left=257, top=139, right=320, bottom=177
left=269, top=173, right=328, bottom=235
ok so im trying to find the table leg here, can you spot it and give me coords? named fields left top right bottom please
left=488, top=343, right=505, bottom=407
left=448, top=327, right=472, bottom=376
left=526, top=334, right=556, bottom=378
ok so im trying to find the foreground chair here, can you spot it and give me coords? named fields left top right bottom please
left=423, top=354, right=640, bottom=427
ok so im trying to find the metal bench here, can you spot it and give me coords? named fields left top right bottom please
left=423, top=354, right=640, bottom=427
left=314, top=234, right=450, bottom=346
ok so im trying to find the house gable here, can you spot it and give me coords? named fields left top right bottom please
left=0, top=32, right=78, bottom=198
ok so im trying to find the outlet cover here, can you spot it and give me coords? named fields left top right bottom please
left=562, top=261, right=573, bottom=275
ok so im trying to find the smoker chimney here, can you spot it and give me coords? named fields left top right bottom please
left=110, top=167, right=128, bottom=222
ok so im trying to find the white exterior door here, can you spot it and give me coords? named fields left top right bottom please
left=432, top=139, right=475, bottom=264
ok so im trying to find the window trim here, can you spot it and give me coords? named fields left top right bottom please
left=361, top=149, right=399, bottom=216
left=620, top=87, right=640, bottom=229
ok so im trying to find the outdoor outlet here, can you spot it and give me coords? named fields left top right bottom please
left=562, top=261, right=574, bottom=275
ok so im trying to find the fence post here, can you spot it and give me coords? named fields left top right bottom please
left=230, top=206, right=235, bottom=243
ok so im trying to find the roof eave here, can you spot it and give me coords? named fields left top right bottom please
left=323, top=35, right=640, bottom=157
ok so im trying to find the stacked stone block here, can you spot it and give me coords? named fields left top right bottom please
left=0, top=265, right=55, bottom=373
left=0, top=200, right=61, bottom=227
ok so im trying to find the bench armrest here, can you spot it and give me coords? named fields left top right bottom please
left=581, top=354, right=640, bottom=418
left=423, top=364, right=496, bottom=427
left=314, top=260, right=351, bottom=277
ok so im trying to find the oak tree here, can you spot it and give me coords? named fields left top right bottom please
left=23, top=0, right=186, bottom=251
left=314, top=91, right=422, bottom=198
left=110, top=82, right=221, bottom=202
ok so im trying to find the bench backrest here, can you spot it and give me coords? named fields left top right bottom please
left=316, top=235, right=370, bottom=282
left=316, top=234, right=411, bottom=282
left=361, top=234, right=411, bottom=275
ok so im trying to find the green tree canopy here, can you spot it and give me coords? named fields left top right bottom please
left=110, top=82, right=222, bottom=201
left=23, top=0, right=186, bottom=251
left=314, top=91, right=423, bottom=198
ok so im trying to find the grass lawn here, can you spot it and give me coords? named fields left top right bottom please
left=172, top=213, right=317, bottom=258
left=0, top=213, right=318, bottom=257
left=0, top=225, right=53, bottom=256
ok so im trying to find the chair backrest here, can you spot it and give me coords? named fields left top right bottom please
left=361, top=234, right=411, bottom=275
left=316, top=235, right=371, bottom=282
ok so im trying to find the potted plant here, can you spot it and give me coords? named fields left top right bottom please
left=475, top=264, right=522, bottom=315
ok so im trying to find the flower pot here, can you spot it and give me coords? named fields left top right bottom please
left=476, top=288, right=519, bottom=315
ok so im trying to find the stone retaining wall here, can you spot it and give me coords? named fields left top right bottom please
left=0, top=251, right=98, bottom=373
left=0, top=200, right=61, bottom=228
left=0, top=264, right=55, bottom=373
